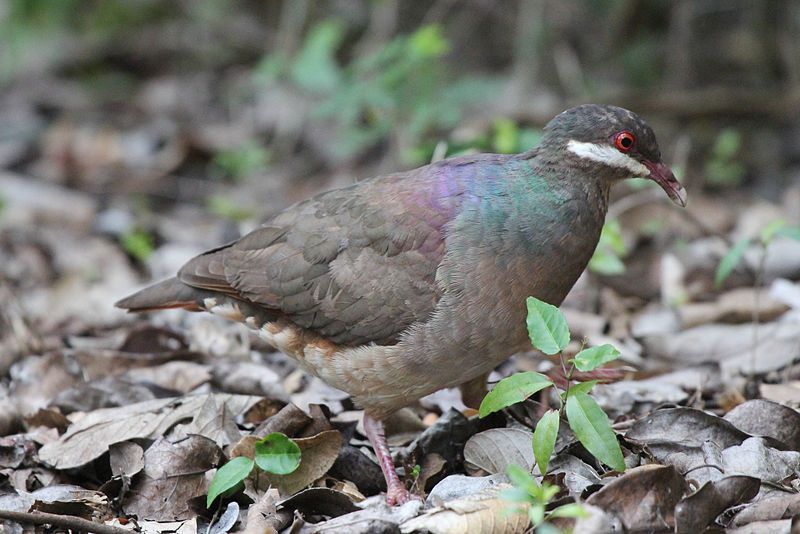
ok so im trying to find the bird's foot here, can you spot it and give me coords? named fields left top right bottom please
left=386, top=484, right=421, bottom=506
left=363, top=413, right=423, bottom=507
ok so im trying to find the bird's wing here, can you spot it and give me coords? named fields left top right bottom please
left=179, top=167, right=469, bottom=346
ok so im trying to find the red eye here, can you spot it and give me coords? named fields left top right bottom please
left=614, top=131, right=635, bottom=152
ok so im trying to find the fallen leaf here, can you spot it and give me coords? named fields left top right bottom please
left=400, top=485, right=527, bottom=534
left=39, top=394, right=261, bottom=469
left=732, top=490, right=800, bottom=526
left=463, top=428, right=534, bottom=475
left=125, top=435, right=224, bottom=521
left=674, top=476, right=760, bottom=533
left=109, top=441, right=145, bottom=478
left=724, top=399, right=800, bottom=450
left=586, top=464, right=687, bottom=531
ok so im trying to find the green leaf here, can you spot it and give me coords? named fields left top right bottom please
left=506, top=464, right=533, bottom=486
left=715, top=237, right=750, bottom=288
left=760, top=219, right=787, bottom=245
left=479, top=372, right=554, bottom=417
left=572, top=344, right=620, bottom=372
left=528, top=503, right=546, bottom=526
left=206, top=456, right=254, bottom=507
left=777, top=226, right=800, bottom=242
left=549, top=503, right=588, bottom=519
left=254, top=433, right=301, bottom=475
left=526, top=297, right=570, bottom=355
left=565, top=392, right=625, bottom=472
left=532, top=410, right=560, bottom=476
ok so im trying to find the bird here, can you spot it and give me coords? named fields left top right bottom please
left=116, top=104, right=686, bottom=505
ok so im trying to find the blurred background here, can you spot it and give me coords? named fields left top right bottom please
left=1, top=0, right=799, bottom=370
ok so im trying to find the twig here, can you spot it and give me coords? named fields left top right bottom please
left=0, top=509, right=134, bottom=534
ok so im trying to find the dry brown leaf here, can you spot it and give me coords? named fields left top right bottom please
left=400, top=485, right=527, bottom=534
left=241, top=489, right=284, bottom=534
left=724, top=399, right=800, bottom=450
left=674, top=476, right=760, bottom=533
left=463, top=428, right=534, bottom=476
left=124, top=435, right=223, bottom=521
left=39, top=394, right=261, bottom=469
left=586, top=464, right=687, bottom=531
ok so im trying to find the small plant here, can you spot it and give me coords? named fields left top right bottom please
left=588, top=220, right=627, bottom=275
left=504, top=464, right=587, bottom=531
left=206, top=432, right=300, bottom=507
left=480, top=297, right=625, bottom=476
left=480, top=297, right=624, bottom=529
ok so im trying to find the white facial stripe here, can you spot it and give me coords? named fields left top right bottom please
left=566, top=140, right=650, bottom=177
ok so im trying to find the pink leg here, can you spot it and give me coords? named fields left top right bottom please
left=363, top=414, right=416, bottom=506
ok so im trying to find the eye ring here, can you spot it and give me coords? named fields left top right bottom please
left=614, top=131, right=635, bottom=152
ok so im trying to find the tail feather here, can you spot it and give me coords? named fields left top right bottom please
left=115, top=277, right=205, bottom=312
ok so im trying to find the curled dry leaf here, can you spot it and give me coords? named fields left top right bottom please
left=109, top=441, right=145, bottom=478
left=209, top=501, right=239, bottom=534
left=721, top=437, right=800, bottom=483
left=241, top=489, right=287, bottom=534
left=724, top=399, right=800, bottom=451
left=463, top=428, right=534, bottom=475
left=400, top=485, right=528, bottom=534
left=426, top=474, right=509, bottom=506
left=731, top=491, right=800, bottom=527
left=586, top=464, right=687, bottom=532
left=27, top=484, right=109, bottom=520
left=626, top=407, right=748, bottom=449
left=674, top=476, right=760, bottom=533
left=297, top=497, right=422, bottom=534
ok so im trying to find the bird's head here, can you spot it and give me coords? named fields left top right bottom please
left=543, top=104, right=686, bottom=207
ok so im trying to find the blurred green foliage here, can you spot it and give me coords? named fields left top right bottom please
left=588, top=220, right=627, bottom=275
left=1, top=0, right=168, bottom=82
left=213, top=143, right=271, bottom=181
left=705, top=129, right=746, bottom=187
left=121, top=229, right=155, bottom=264
left=255, top=22, right=500, bottom=165
left=207, top=195, right=255, bottom=223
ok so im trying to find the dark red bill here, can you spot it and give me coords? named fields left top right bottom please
left=643, top=161, right=686, bottom=207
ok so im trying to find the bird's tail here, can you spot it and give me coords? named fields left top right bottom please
left=115, top=277, right=205, bottom=312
